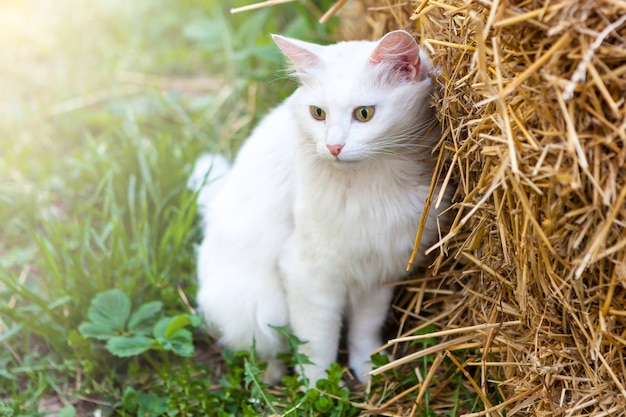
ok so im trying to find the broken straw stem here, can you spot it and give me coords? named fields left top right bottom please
left=230, top=0, right=295, bottom=14
left=231, top=0, right=348, bottom=23
left=388, top=320, right=521, bottom=344
left=319, top=0, right=347, bottom=24
left=563, top=14, right=626, bottom=101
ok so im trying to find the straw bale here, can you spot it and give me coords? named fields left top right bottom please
left=338, top=0, right=626, bottom=415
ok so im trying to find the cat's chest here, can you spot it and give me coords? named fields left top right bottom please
left=298, top=160, right=429, bottom=220
left=292, top=161, right=431, bottom=278
left=310, top=177, right=417, bottom=227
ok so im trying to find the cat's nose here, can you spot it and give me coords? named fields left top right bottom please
left=326, top=144, right=343, bottom=156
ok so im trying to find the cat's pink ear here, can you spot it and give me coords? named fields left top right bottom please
left=370, top=31, right=421, bottom=80
left=272, top=34, right=321, bottom=77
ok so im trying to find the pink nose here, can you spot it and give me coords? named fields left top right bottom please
left=327, top=144, right=343, bottom=156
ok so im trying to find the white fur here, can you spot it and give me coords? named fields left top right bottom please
left=193, top=31, right=448, bottom=384
left=187, top=153, right=231, bottom=222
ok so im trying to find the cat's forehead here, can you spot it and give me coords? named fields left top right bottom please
left=323, top=39, right=375, bottom=56
left=315, top=41, right=381, bottom=93
left=318, top=40, right=376, bottom=68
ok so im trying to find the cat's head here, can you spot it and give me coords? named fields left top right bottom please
left=273, top=31, right=437, bottom=166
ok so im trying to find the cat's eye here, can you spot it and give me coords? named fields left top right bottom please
left=354, top=106, right=375, bottom=122
left=309, top=106, right=326, bottom=121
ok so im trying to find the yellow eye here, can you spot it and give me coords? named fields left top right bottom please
left=309, top=106, right=326, bottom=121
left=354, top=106, right=375, bottom=122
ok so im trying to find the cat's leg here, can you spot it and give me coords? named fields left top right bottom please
left=347, top=285, right=394, bottom=383
left=281, top=256, right=346, bottom=384
left=288, top=282, right=345, bottom=384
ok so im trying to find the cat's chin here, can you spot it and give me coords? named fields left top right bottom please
left=329, top=158, right=364, bottom=170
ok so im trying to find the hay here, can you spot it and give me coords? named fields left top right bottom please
left=336, top=0, right=626, bottom=415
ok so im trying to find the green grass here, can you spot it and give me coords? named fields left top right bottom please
left=0, top=0, right=352, bottom=415
left=0, top=1, right=479, bottom=415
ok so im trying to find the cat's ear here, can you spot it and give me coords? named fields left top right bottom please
left=370, top=30, right=422, bottom=81
left=272, top=34, right=321, bottom=79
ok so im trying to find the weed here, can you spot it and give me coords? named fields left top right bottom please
left=78, top=289, right=201, bottom=358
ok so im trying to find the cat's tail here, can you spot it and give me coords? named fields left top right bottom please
left=187, top=153, right=231, bottom=220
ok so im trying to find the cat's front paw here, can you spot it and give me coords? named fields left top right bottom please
left=349, top=356, right=374, bottom=384
left=350, top=352, right=395, bottom=384
left=299, top=362, right=330, bottom=387
left=263, top=359, right=287, bottom=384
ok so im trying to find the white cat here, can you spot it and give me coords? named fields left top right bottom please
left=190, top=30, right=448, bottom=385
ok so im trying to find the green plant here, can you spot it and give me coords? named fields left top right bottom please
left=79, top=289, right=201, bottom=358
left=0, top=0, right=403, bottom=414
left=121, top=387, right=169, bottom=417
left=238, top=326, right=360, bottom=416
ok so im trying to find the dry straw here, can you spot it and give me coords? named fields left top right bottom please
left=231, top=0, right=624, bottom=413
left=331, top=0, right=626, bottom=415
